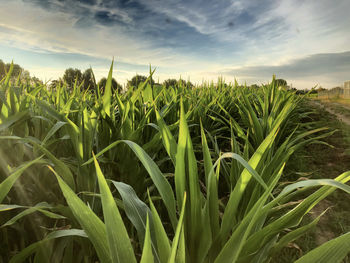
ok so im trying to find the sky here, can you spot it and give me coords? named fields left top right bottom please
left=0, top=0, right=349, bottom=89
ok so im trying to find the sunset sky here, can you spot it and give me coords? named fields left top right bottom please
left=0, top=0, right=349, bottom=88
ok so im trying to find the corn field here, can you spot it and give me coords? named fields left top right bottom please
left=1, top=62, right=350, bottom=263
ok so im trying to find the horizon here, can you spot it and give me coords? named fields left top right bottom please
left=1, top=0, right=350, bottom=89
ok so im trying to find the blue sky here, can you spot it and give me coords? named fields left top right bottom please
left=0, top=0, right=349, bottom=88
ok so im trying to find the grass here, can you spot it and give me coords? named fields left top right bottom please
left=1, top=62, right=350, bottom=262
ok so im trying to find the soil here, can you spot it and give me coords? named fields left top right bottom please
left=312, top=101, right=350, bottom=126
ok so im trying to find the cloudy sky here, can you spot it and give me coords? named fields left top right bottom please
left=0, top=0, right=349, bottom=89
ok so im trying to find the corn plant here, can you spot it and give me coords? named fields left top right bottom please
left=1, top=62, right=350, bottom=262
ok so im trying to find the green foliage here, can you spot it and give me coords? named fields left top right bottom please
left=275, top=78, right=287, bottom=87
left=62, top=68, right=83, bottom=89
left=162, top=78, right=178, bottom=88
left=127, top=74, right=154, bottom=90
left=0, top=62, right=350, bottom=262
left=0, top=59, right=42, bottom=86
left=98, top=77, right=122, bottom=93
left=82, top=68, right=96, bottom=91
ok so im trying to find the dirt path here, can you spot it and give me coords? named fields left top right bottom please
left=308, top=100, right=350, bottom=246
left=312, top=101, right=350, bottom=126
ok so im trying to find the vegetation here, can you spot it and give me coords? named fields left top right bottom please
left=98, top=77, right=122, bottom=93
left=1, top=62, right=350, bottom=263
left=275, top=78, right=287, bottom=87
left=127, top=74, right=149, bottom=90
left=274, top=102, right=350, bottom=262
left=0, top=59, right=42, bottom=86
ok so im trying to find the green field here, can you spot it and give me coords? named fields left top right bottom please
left=1, top=62, right=350, bottom=263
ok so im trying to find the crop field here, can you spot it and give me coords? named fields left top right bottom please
left=1, top=62, right=350, bottom=263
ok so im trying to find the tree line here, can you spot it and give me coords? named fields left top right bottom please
left=2, top=60, right=298, bottom=92
left=0, top=59, right=42, bottom=85
left=49, top=67, right=195, bottom=92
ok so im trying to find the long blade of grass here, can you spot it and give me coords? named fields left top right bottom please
left=112, top=181, right=160, bottom=263
left=140, top=215, right=154, bottom=263
left=168, top=192, right=187, bottom=263
left=49, top=167, right=111, bottom=263
left=155, top=108, right=177, bottom=165
left=295, top=232, right=350, bottom=263
left=2, top=203, right=65, bottom=227
left=93, top=155, right=136, bottom=263
left=102, top=61, right=114, bottom=117
left=147, top=190, right=171, bottom=263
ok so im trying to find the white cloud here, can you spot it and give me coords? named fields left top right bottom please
left=0, top=0, right=349, bottom=89
left=0, top=0, right=198, bottom=68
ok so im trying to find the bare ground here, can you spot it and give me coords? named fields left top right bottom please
left=312, top=100, right=350, bottom=126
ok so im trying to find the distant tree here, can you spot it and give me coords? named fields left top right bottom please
left=0, top=60, right=42, bottom=85
left=296, top=89, right=308, bottom=95
left=12, top=64, right=22, bottom=78
left=21, top=70, right=30, bottom=80
left=163, top=79, right=178, bottom=88
left=0, top=60, right=3, bottom=72
left=250, top=84, right=260, bottom=89
left=98, top=77, right=122, bottom=93
left=316, top=87, right=326, bottom=93
left=177, top=79, right=194, bottom=88
left=0, top=60, right=23, bottom=79
left=63, top=68, right=83, bottom=89
left=186, top=80, right=194, bottom=88
left=49, top=78, right=64, bottom=90
left=0, top=59, right=7, bottom=79
left=27, top=76, right=43, bottom=86
left=127, top=75, right=152, bottom=90
left=82, top=68, right=96, bottom=90
left=275, top=79, right=287, bottom=87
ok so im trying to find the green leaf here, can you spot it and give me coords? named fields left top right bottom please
left=243, top=172, right=350, bottom=256
left=155, top=108, right=177, bottom=165
left=220, top=123, right=279, bottom=239
left=3, top=61, right=13, bottom=88
left=147, top=190, right=171, bottom=263
left=9, top=229, right=87, bottom=263
left=295, top=232, right=350, bottom=263
left=49, top=167, right=111, bottom=263
left=270, top=211, right=324, bottom=256
left=201, top=122, right=219, bottom=243
left=93, top=155, right=136, bottom=263
left=112, top=181, right=160, bottom=263
left=85, top=140, right=177, bottom=230
left=103, top=61, right=114, bottom=117
left=0, top=111, right=29, bottom=131
left=215, top=164, right=284, bottom=263
left=140, top=215, right=154, bottom=263
left=2, top=203, right=65, bottom=227
left=41, top=121, right=67, bottom=145
left=168, top=192, right=187, bottom=263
